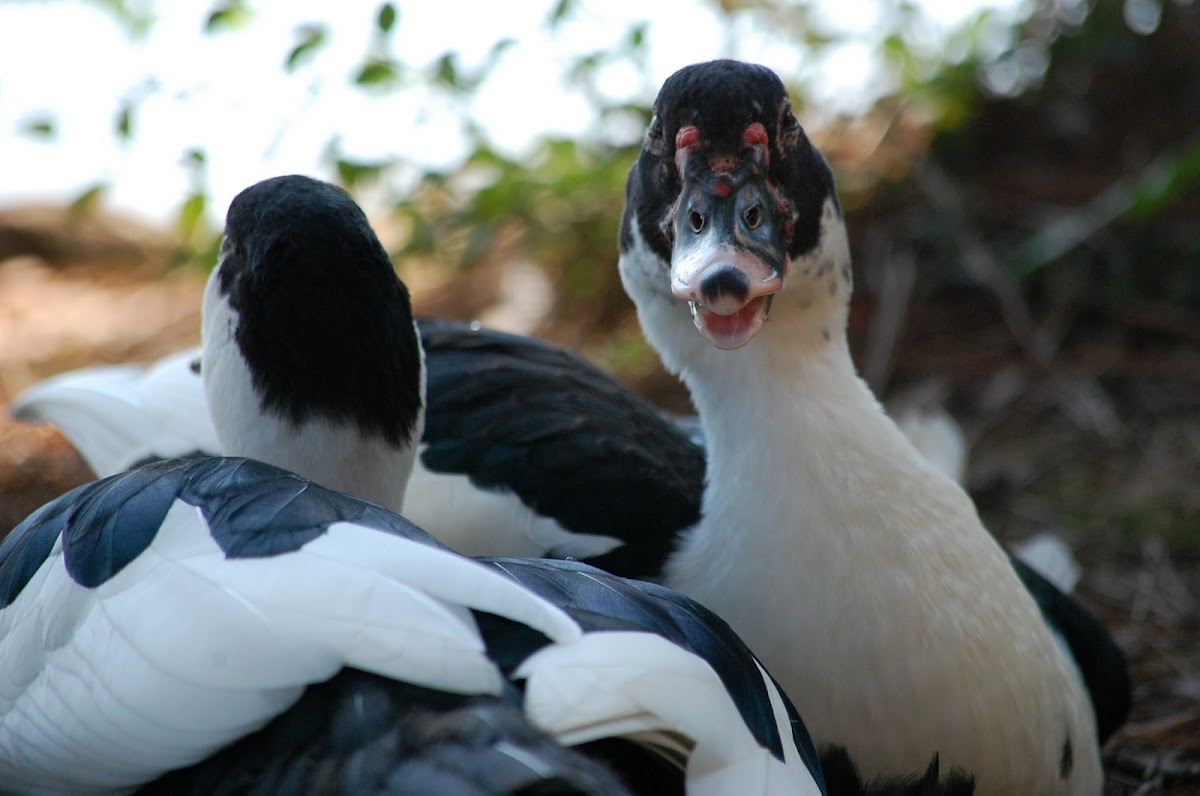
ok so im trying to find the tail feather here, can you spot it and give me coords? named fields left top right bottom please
left=11, top=349, right=218, bottom=476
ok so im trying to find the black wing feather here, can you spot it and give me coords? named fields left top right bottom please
left=1009, top=554, right=1131, bottom=743
left=477, top=555, right=825, bottom=778
left=138, top=670, right=632, bottom=796
left=419, top=319, right=703, bottom=579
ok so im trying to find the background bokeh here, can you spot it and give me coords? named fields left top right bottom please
left=0, top=1, right=1197, bottom=790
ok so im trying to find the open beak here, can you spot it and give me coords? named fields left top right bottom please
left=670, top=148, right=786, bottom=350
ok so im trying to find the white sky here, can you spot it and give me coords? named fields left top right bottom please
left=0, top=0, right=1026, bottom=226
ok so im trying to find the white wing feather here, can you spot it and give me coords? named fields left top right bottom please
left=516, top=631, right=821, bottom=796
left=11, top=348, right=218, bottom=476
left=0, top=499, right=582, bottom=793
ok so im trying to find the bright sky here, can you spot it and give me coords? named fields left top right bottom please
left=0, top=0, right=1026, bottom=226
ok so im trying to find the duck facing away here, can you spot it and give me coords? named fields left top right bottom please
left=0, top=455, right=824, bottom=795
left=0, top=455, right=610, bottom=795
left=616, top=59, right=1128, bottom=793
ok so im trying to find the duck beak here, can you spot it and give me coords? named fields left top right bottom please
left=670, top=132, right=786, bottom=350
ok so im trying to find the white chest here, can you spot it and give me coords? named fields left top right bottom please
left=662, top=347, right=1101, bottom=794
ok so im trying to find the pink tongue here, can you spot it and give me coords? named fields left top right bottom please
left=701, top=300, right=760, bottom=337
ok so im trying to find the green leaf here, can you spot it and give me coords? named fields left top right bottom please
left=547, top=0, right=573, bottom=28
left=335, top=158, right=389, bottom=190
left=88, top=0, right=155, bottom=39
left=488, top=38, right=516, bottom=62
left=627, top=22, right=647, bottom=51
left=376, top=3, right=397, bottom=34
left=177, top=192, right=208, bottom=242
left=68, top=183, right=107, bottom=222
left=115, top=103, right=134, bottom=141
left=20, top=116, right=56, bottom=139
left=434, top=53, right=460, bottom=90
left=355, top=57, right=401, bottom=88
left=1129, top=137, right=1200, bottom=219
left=285, top=24, right=327, bottom=72
left=567, top=51, right=604, bottom=85
left=204, top=1, right=251, bottom=34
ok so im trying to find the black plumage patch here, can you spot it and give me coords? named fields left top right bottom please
left=0, top=483, right=82, bottom=609
left=138, top=668, right=633, bottom=795
left=819, top=747, right=976, bottom=796
left=62, top=465, right=189, bottom=586
left=620, top=60, right=839, bottom=266
left=0, top=457, right=440, bottom=600
left=1009, top=554, right=1131, bottom=743
left=419, top=319, right=704, bottom=580
left=217, top=175, right=422, bottom=448
left=0, top=464, right=187, bottom=605
left=476, top=556, right=824, bottom=775
left=183, top=457, right=434, bottom=558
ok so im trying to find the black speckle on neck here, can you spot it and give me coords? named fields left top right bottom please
left=1059, top=734, right=1073, bottom=780
left=219, top=175, right=422, bottom=448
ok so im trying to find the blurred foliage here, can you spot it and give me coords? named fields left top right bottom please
left=55, top=0, right=1200, bottom=345
left=204, top=0, right=252, bottom=34
left=395, top=134, right=642, bottom=328
left=172, top=149, right=222, bottom=269
left=285, top=24, right=328, bottom=72
left=917, top=0, right=1200, bottom=317
left=20, top=116, right=57, bottom=140
left=67, top=184, right=108, bottom=224
left=85, top=0, right=155, bottom=39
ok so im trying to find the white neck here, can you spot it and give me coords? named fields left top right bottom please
left=623, top=203, right=1101, bottom=792
left=200, top=269, right=421, bottom=516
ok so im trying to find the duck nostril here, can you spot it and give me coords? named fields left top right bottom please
left=700, top=267, right=751, bottom=306
left=744, top=204, right=762, bottom=230
left=689, top=210, right=704, bottom=234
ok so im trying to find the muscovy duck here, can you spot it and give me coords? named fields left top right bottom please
left=615, top=59, right=1128, bottom=793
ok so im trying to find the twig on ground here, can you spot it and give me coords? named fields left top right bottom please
left=915, top=159, right=1122, bottom=439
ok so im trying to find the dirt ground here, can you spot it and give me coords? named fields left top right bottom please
left=0, top=204, right=1197, bottom=794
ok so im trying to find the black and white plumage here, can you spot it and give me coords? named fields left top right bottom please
left=616, top=59, right=1128, bottom=793
left=11, top=76, right=1129, bottom=793
left=0, top=456, right=580, bottom=793
left=412, top=318, right=702, bottom=574
left=12, top=325, right=704, bottom=575
left=11, top=322, right=965, bottom=576
left=0, top=456, right=819, bottom=794
left=1, top=175, right=830, bottom=795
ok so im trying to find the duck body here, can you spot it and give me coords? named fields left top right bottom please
left=617, top=59, right=1127, bottom=793
left=0, top=455, right=592, bottom=793
left=413, top=317, right=702, bottom=572
left=658, top=319, right=1098, bottom=792
left=0, top=455, right=820, bottom=795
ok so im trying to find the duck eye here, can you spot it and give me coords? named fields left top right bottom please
left=689, top=210, right=704, bottom=233
left=744, top=205, right=762, bottom=230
